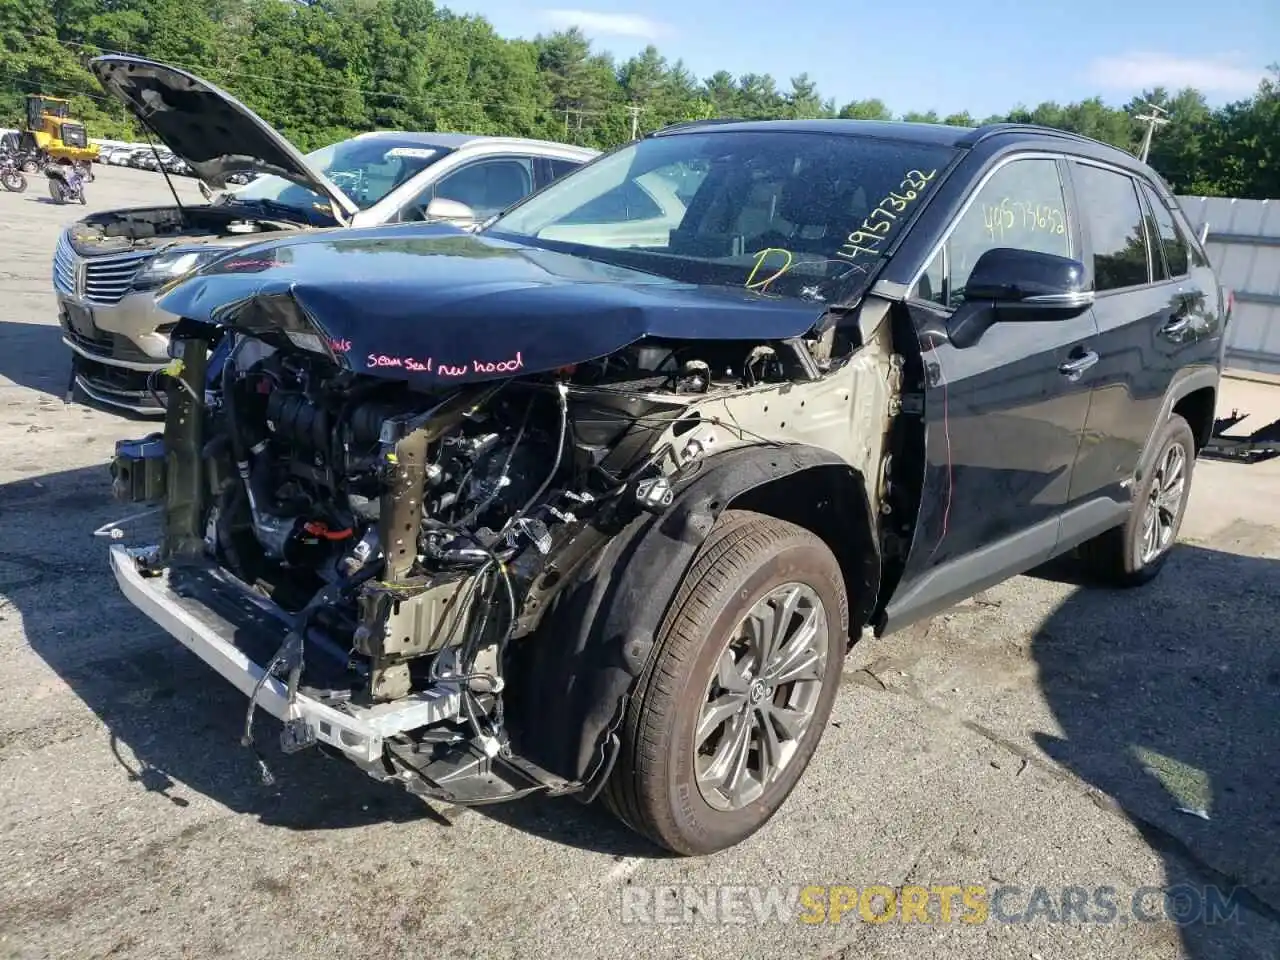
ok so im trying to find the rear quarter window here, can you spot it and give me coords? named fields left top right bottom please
left=1140, top=182, right=1190, bottom=278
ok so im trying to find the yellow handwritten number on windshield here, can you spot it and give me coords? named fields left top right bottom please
left=836, top=168, right=938, bottom=262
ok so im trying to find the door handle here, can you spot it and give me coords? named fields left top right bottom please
left=1161, top=295, right=1194, bottom=338
left=1059, top=349, right=1099, bottom=381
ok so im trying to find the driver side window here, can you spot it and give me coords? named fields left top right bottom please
left=915, top=158, right=1071, bottom=308
left=402, top=157, right=534, bottom=221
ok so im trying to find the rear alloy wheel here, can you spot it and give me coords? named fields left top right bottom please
left=603, top=510, right=848, bottom=855
left=1080, top=413, right=1196, bottom=586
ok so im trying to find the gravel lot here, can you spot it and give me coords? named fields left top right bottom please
left=1, top=165, right=1277, bottom=960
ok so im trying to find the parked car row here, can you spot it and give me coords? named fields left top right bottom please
left=98, top=143, right=197, bottom=178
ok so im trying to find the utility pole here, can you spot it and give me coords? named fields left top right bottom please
left=1133, top=100, right=1170, bottom=163
left=626, top=104, right=642, bottom=140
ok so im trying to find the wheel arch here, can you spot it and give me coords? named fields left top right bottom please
left=1138, top=366, right=1220, bottom=479
left=509, top=443, right=881, bottom=792
left=1172, top=384, right=1216, bottom=453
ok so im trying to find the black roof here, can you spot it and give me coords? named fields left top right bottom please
left=650, top=117, right=1145, bottom=170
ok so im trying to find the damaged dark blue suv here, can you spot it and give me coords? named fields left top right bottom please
left=106, top=116, right=1227, bottom=855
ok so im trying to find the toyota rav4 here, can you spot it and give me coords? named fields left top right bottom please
left=103, top=116, right=1227, bottom=856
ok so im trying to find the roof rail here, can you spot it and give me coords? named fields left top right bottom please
left=646, top=117, right=747, bottom=137
left=960, top=122, right=1134, bottom=155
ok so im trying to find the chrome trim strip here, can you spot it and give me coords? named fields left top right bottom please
left=1023, top=291, right=1095, bottom=308
left=63, top=336, right=166, bottom=371
left=74, top=376, right=164, bottom=415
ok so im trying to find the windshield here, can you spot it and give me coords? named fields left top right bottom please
left=232, top=136, right=451, bottom=214
left=487, top=129, right=957, bottom=302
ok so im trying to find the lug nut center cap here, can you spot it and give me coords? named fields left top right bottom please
left=748, top=679, right=768, bottom=704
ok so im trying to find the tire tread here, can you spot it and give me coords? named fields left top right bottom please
left=602, top=509, right=844, bottom=853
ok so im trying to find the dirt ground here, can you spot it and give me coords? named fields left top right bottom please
left=0, top=165, right=1277, bottom=960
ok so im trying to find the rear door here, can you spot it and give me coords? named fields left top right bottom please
left=1063, top=161, right=1204, bottom=519
left=883, top=154, right=1101, bottom=630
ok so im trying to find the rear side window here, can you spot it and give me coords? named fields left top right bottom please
left=1071, top=163, right=1151, bottom=291
left=547, top=158, right=582, bottom=180
left=1140, top=182, right=1190, bottom=278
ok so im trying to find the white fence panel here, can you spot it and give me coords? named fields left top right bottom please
left=1176, top=196, right=1280, bottom=376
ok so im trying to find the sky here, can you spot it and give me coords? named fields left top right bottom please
left=447, top=0, right=1279, bottom=119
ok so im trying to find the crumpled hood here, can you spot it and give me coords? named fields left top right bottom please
left=89, top=54, right=358, bottom=217
left=157, top=224, right=829, bottom=386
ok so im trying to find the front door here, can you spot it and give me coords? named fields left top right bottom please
left=883, top=155, right=1100, bottom=631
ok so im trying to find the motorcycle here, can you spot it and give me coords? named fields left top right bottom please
left=46, top=160, right=86, bottom=204
left=0, top=154, right=27, bottom=193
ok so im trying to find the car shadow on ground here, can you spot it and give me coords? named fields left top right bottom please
left=1, top=462, right=661, bottom=855
left=0, top=321, right=70, bottom=400
left=0, top=320, right=165, bottom=422
left=1030, top=545, right=1280, bottom=957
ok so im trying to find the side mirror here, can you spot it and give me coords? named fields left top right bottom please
left=424, top=197, right=477, bottom=222
left=950, top=247, right=1094, bottom=349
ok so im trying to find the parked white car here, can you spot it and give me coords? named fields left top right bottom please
left=55, top=54, right=601, bottom=415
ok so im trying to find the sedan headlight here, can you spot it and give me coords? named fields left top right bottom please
left=133, top=248, right=231, bottom=291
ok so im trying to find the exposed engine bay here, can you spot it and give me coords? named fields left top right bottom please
left=68, top=204, right=301, bottom=255
left=109, top=310, right=898, bottom=804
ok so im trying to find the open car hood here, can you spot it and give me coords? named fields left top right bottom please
left=157, top=225, right=828, bottom=386
left=88, top=54, right=359, bottom=219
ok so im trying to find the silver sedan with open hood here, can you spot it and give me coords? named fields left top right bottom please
left=53, top=54, right=597, bottom=415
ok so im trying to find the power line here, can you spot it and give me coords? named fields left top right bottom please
left=0, top=72, right=115, bottom=102
left=10, top=29, right=626, bottom=117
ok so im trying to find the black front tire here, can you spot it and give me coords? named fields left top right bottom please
left=1079, top=413, right=1196, bottom=586
left=602, top=510, right=849, bottom=855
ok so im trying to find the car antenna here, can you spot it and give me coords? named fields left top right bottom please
left=141, top=127, right=185, bottom=215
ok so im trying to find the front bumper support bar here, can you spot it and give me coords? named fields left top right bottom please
left=108, top=544, right=463, bottom=764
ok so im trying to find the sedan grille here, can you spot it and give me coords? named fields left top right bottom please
left=83, top=251, right=150, bottom=305
left=52, top=232, right=77, bottom=295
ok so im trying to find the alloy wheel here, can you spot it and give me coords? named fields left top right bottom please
left=1140, top=441, right=1187, bottom=564
left=694, top=582, right=830, bottom=811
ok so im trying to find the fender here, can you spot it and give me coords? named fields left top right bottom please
left=510, top=442, right=881, bottom=791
